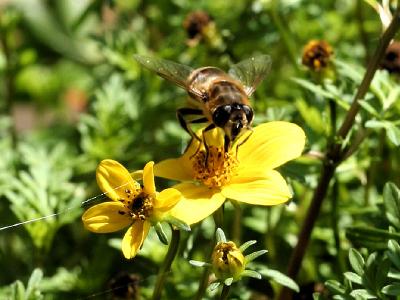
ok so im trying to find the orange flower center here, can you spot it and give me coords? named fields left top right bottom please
left=118, top=189, right=154, bottom=221
left=191, top=146, right=238, bottom=189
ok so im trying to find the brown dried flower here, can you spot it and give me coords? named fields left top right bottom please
left=302, top=40, right=334, bottom=72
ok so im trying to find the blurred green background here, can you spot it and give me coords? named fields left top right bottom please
left=1, top=0, right=400, bottom=299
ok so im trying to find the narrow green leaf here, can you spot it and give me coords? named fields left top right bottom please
left=245, top=250, right=268, bottom=263
left=208, top=282, right=220, bottom=291
left=216, top=228, right=226, bottom=243
left=325, top=280, right=345, bottom=294
left=382, top=283, right=400, bottom=295
left=384, top=182, right=400, bottom=228
left=25, top=268, right=43, bottom=298
left=241, top=270, right=262, bottom=279
left=350, top=289, right=376, bottom=299
left=386, top=124, right=400, bottom=146
left=344, top=272, right=362, bottom=285
left=189, top=260, right=210, bottom=268
left=261, top=269, right=299, bottom=292
left=166, top=216, right=191, bottom=232
left=349, top=248, right=365, bottom=275
left=155, top=222, right=169, bottom=245
left=387, top=239, right=400, bottom=271
left=239, top=240, right=257, bottom=252
left=224, top=278, right=233, bottom=286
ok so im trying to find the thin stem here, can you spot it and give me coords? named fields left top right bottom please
left=195, top=206, right=224, bottom=300
left=337, top=8, right=400, bottom=142
left=0, top=26, right=17, bottom=147
left=219, top=284, right=231, bottom=300
left=270, top=0, right=299, bottom=71
left=231, top=201, right=242, bottom=244
left=278, top=7, right=400, bottom=300
left=151, top=227, right=180, bottom=300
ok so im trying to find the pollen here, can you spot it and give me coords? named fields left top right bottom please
left=191, top=146, right=238, bottom=189
left=119, top=189, right=154, bottom=221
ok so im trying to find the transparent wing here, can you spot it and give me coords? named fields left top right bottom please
left=228, top=55, right=272, bottom=96
left=134, top=54, right=193, bottom=90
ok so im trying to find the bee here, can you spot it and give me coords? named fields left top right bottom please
left=134, top=54, right=271, bottom=153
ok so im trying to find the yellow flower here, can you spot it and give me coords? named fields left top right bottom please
left=154, top=121, right=306, bottom=225
left=82, top=160, right=182, bottom=259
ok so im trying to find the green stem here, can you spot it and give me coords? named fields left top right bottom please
left=270, top=0, right=299, bottom=71
left=151, top=227, right=180, bottom=300
left=231, top=200, right=242, bottom=244
left=195, top=206, right=224, bottom=300
left=219, top=284, right=231, bottom=300
left=277, top=7, right=400, bottom=299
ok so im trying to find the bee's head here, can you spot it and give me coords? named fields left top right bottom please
left=212, top=104, right=253, bottom=143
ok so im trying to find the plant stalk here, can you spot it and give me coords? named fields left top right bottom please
left=151, top=227, right=180, bottom=300
left=219, top=284, right=231, bottom=300
left=278, top=7, right=400, bottom=299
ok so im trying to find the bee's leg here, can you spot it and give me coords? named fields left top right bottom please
left=234, top=129, right=253, bottom=158
left=224, top=135, right=231, bottom=153
left=176, top=108, right=204, bottom=157
left=201, top=123, right=216, bottom=166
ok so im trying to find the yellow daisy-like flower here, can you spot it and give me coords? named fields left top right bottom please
left=154, top=121, right=306, bottom=225
left=82, top=160, right=182, bottom=259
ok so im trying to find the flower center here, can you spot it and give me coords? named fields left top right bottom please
left=119, top=188, right=154, bottom=221
left=191, top=146, right=238, bottom=189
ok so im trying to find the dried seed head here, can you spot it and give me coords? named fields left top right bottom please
left=302, top=40, right=333, bottom=72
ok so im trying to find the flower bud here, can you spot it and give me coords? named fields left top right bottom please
left=211, top=241, right=245, bottom=280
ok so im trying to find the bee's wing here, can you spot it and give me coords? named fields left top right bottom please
left=134, top=55, right=204, bottom=98
left=228, top=55, right=272, bottom=96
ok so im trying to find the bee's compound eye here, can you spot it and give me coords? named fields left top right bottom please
left=213, top=105, right=232, bottom=127
left=242, top=105, right=253, bottom=122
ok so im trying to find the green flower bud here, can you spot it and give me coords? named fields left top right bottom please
left=211, top=241, right=245, bottom=281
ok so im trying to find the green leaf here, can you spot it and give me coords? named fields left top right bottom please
left=344, top=272, right=362, bottom=285
left=346, top=226, right=400, bottom=249
left=155, top=222, right=169, bottom=245
left=386, top=124, right=400, bottom=146
left=166, top=216, right=191, bottom=232
left=245, top=250, right=268, bottom=263
left=224, top=278, right=233, bottom=286
left=216, top=228, right=226, bottom=243
left=241, top=270, right=262, bottom=279
left=349, top=289, right=376, bottom=299
left=349, top=248, right=365, bottom=275
left=384, top=182, right=400, bottom=228
left=25, top=268, right=43, bottom=300
left=382, top=283, right=400, bottom=295
left=387, top=239, right=400, bottom=270
left=325, top=280, right=345, bottom=294
left=239, top=240, right=257, bottom=252
left=359, top=100, right=380, bottom=118
left=208, top=282, right=220, bottom=291
left=260, top=269, right=299, bottom=292
left=189, top=260, right=210, bottom=268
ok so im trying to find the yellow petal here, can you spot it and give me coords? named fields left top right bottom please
left=237, top=122, right=305, bottom=170
left=154, top=188, right=182, bottom=211
left=96, top=159, right=141, bottom=201
left=221, top=170, right=292, bottom=205
left=82, top=202, right=132, bottom=233
left=169, top=183, right=225, bottom=225
left=154, top=157, right=193, bottom=181
left=143, top=161, right=156, bottom=195
left=121, top=221, right=150, bottom=259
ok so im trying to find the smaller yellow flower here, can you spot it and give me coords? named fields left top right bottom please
left=82, top=160, right=182, bottom=259
left=212, top=241, right=245, bottom=281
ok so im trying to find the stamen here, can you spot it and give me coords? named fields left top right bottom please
left=191, top=146, right=238, bottom=188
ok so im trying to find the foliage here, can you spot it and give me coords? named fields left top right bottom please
left=0, top=0, right=400, bottom=299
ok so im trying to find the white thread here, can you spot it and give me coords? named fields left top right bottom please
left=0, top=181, right=132, bottom=232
